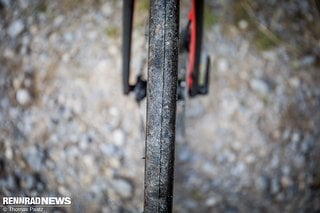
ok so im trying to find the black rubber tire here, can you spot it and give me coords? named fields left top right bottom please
left=144, top=0, right=179, bottom=212
left=122, top=0, right=134, bottom=94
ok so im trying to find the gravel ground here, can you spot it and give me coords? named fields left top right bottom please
left=0, top=0, right=319, bottom=212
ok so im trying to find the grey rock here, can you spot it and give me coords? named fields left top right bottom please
left=282, top=128, right=291, bottom=141
left=64, top=32, right=73, bottom=42
left=101, top=144, right=117, bottom=156
left=58, top=186, right=70, bottom=196
left=6, top=175, right=16, bottom=189
left=178, top=148, right=191, bottom=162
left=280, top=176, right=292, bottom=188
left=288, top=77, right=300, bottom=88
left=217, top=58, right=229, bottom=73
left=83, top=155, right=94, bottom=169
left=62, top=53, right=70, bottom=62
left=291, top=132, right=300, bottom=143
left=250, top=78, right=270, bottom=95
left=187, top=99, right=205, bottom=118
left=18, top=0, right=29, bottom=9
left=232, top=162, right=246, bottom=177
left=245, top=154, right=255, bottom=164
left=87, top=31, right=98, bottom=40
left=202, top=162, right=216, bottom=174
left=109, top=157, right=121, bottom=168
left=108, top=107, right=121, bottom=127
left=255, top=176, right=269, bottom=192
left=8, top=20, right=24, bottom=37
left=5, top=144, right=13, bottom=160
left=282, top=165, right=290, bottom=176
left=79, top=140, right=87, bottom=151
left=20, top=35, right=30, bottom=54
left=1, top=0, right=10, bottom=7
left=301, top=135, right=314, bottom=154
left=16, top=89, right=31, bottom=105
left=53, top=15, right=64, bottom=27
left=293, top=155, right=305, bottom=169
left=271, top=177, right=280, bottom=194
left=270, top=154, right=279, bottom=168
left=21, top=174, right=34, bottom=189
left=24, top=147, right=43, bottom=171
left=112, top=129, right=125, bottom=146
left=66, top=146, right=79, bottom=158
left=111, top=178, right=133, bottom=199
left=290, top=138, right=299, bottom=152
left=79, top=134, right=89, bottom=150
left=3, top=48, right=15, bottom=59
left=101, top=3, right=113, bottom=17
left=301, top=55, right=315, bottom=66
left=0, top=97, right=10, bottom=108
left=238, top=20, right=248, bottom=30
left=224, top=150, right=236, bottom=163
left=276, top=193, right=285, bottom=201
left=35, top=182, right=44, bottom=191
left=185, top=199, right=198, bottom=209
left=205, top=195, right=221, bottom=207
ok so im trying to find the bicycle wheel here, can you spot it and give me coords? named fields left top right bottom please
left=144, top=0, right=179, bottom=212
left=122, top=0, right=134, bottom=94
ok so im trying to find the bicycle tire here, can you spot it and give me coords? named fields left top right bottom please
left=144, top=0, right=179, bottom=212
left=122, top=0, right=134, bottom=94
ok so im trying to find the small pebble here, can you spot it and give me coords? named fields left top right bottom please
left=217, top=58, right=228, bottom=73
left=238, top=20, right=248, bottom=30
left=112, top=129, right=125, bottom=146
left=5, top=144, right=13, bottom=160
left=16, top=89, right=31, bottom=105
left=24, top=147, right=43, bottom=171
left=271, top=178, right=280, bottom=194
left=250, top=78, right=270, bottom=95
left=111, top=178, right=133, bottom=199
left=281, top=176, right=292, bottom=188
left=301, top=55, right=315, bottom=66
left=53, top=15, right=64, bottom=27
left=255, top=176, right=269, bottom=192
left=205, top=196, right=220, bottom=207
left=8, top=19, right=24, bottom=37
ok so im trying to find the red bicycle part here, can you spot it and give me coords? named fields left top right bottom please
left=187, top=0, right=204, bottom=96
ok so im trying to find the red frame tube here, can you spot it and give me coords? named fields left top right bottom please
left=188, top=0, right=197, bottom=88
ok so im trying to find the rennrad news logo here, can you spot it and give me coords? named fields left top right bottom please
left=2, top=196, right=72, bottom=205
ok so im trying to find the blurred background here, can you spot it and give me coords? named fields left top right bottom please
left=0, top=0, right=319, bottom=212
